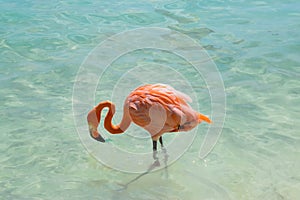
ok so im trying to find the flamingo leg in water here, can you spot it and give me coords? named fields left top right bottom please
left=152, top=136, right=164, bottom=151
left=159, top=136, right=163, bottom=148
left=152, top=140, right=157, bottom=151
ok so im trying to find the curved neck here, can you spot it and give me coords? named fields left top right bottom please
left=95, top=101, right=131, bottom=134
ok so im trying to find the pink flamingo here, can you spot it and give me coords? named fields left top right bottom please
left=87, top=84, right=211, bottom=151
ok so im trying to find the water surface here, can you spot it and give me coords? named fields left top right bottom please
left=1, top=0, right=299, bottom=199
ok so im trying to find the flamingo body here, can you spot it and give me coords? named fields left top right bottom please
left=87, top=84, right=211, bottom=150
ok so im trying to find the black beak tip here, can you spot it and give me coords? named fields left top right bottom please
left=92, top=135, right=105, bottom=143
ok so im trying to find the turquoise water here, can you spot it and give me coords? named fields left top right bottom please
left=1, top=0, right=299, bottom=199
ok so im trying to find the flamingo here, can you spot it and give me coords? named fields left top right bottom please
left=87, top=84, right=211, bottom=151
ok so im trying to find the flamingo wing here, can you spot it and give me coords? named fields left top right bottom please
left=127, top=84, right=192, bottom=132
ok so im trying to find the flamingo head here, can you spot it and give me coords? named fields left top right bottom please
left=87, top=108, right=105, bottom=142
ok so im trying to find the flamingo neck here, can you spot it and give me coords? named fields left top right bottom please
left=95, top=101, right=131, bottom=134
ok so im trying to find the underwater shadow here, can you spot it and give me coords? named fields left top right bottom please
left=116, top=148, right=169, bottom=191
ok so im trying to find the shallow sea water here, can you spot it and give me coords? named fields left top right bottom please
left=1, top=0, right=299, bottom=199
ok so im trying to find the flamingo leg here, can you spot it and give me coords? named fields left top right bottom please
left=159, top=136, right=163, bottom=148
left=152, top=140, right=158, bottom=151
left=152, top=136, right=164, bottom=151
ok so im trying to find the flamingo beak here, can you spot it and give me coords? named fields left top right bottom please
left=87, top=109, right=105, bottom=142
left=88, top=124, right=105, bottom=143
